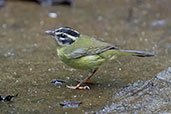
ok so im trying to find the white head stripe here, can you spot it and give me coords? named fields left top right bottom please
left=55, top=32, right=78, bottom=40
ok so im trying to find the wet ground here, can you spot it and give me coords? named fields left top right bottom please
left=0, top=0, right=171, bottom=113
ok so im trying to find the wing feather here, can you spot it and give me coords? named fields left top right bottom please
left=63, top=36, right=119, bottom=59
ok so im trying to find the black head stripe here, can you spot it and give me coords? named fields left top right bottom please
left=57, top=33, right=67, bottom=38
left=65, top=29, right=80, bottom=37
left=57, top=34, right=75, bottom=45
left=56, top=27, right=80, bottom=37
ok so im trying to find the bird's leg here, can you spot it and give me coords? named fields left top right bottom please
left=79, top=68, right=98, bottom=84
left=75, top=69, right=97, bottom=85
left=67, top=68, right=98, bottom=90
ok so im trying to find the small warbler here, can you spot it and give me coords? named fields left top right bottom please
left=45, top=27, right=154, bottom=90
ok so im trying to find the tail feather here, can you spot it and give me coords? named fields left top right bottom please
left=120, top=50, right=155, bottom=57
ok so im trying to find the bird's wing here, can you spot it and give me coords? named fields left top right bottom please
left=64, top=36, right=119, bottom=59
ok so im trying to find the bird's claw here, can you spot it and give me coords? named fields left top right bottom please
left=66, top=85, right=90, bottom=90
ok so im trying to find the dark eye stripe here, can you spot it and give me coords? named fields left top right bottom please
left=58, top=37, right=75, bottom=45
left=57, top=34, right=67, bottom=38
left=56, top=33, right=75, bottom=45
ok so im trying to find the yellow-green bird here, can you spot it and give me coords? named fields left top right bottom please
left=45, top=27, right=154, bottom=90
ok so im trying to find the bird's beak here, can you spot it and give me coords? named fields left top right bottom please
left=45, top=30, right=55, bottom=36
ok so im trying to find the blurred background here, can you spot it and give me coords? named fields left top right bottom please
left=0, top=0, right=171, bottom=113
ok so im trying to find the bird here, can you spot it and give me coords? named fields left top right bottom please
left=45, top=27, right=154, bottom=90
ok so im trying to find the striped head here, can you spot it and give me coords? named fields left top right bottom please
left=45, top=27, right=80, bottom=47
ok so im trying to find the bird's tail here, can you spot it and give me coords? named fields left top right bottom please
left=119, top=50, right=155, bottom=57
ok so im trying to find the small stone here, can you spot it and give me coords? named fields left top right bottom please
left=0, top=94, right=18, bottom=102
left=2, top=24, right=7, bottom=29
left=49, top=13, right=57, bottom=18
left=156, top=67, right=171, bottom=83
left=151, top=20, right=165, bottom=27
left=4, top=51, right=15, bottom=57
left=60, top=101, right=82, bottom=108
left=51, top=79, right=66, bottom=86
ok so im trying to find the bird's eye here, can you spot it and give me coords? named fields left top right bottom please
left=61, top=34, right=66, bottom=38
left=56, top=33, right=75, bottom=45
left=57, top=34, right=66, bottom=38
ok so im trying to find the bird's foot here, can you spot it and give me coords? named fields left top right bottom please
left=66, top=85, right=90, bottom=90
left=75, top=79, right=95, bottom=85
